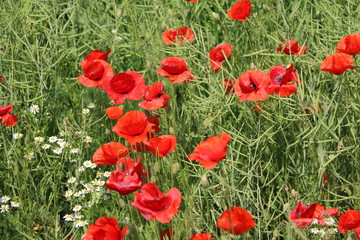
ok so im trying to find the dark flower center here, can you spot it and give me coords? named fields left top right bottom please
left=110, top=73, right=136, bottom=94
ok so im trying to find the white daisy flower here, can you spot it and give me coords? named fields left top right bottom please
left=310, top=227, right=319, bottom=234
left=81, top=189, right=90, bottom=195
left=122, top=217, right=130, bottom=224
left=78, top=166, right=85, bottom=172
left=59, top=131, right=66, bottom=137
left=10, top=201, right=19, bottom=207
left=1, top=196, right=10, bottom=203
left=29, top=105, right=40, bottom=114
left=34, top=137, right=45, bottom=144
left=96, top=172, right=102, bottom=178
left=73, top=192, right=81, bottom=198
left=74, top=131, right=82, bottom=136
left=24, top=152, right=35, bottom=159
left=87, top=103, right=95, bottom=108
left=328, top=227, right=338, bottom=234
left=13, top=133, right=23, bottom=140
left=41, top=144, right=51, bottom=150
left=104, top=195, right=110, bottom=200
left=115, top=36, right=123, bottom=41
left=83, top=161, right=92, bottom=168
left=0, top=205, right=9, bottom=213
left=98, top=180, right=105, bottom=186
left=74, top=220, right=88, bottom=228
left=95, top=187, right=102, bottom=192
left=63, top=214, right=73, bottom=221
left=103, top=171, right=111, bottom=178
left=84, top=136, right=92, bottom=143
left=84, top=184, right=93, bottom=191
left=82, top=109, right=90, bottom=115
left=48, top=136, right=58, bottom=143
left=72, top=205, right=82, bottom=212
left=323, top=217, right=335, bottom=226
left=58, top=142, right=69, bottom=148
left=90, top=163, right=97, bottom=169
left=311, top=219, right=318, bottom=225
left=111, top=29, right=117, bottom=34
left=73, top=213, right=83, bottom=219
left=64, top=190, right=73, bottom=198
left=84, top=201, right=93, bottom=208
left=53, top=148, right=62, bottom=154
left=67, top=177, right=76, bottom=184
left=318, top=229, right=326, bottom=238
left=70, top=148, right=79, bottom=154
left=57, top=139, right=65, bottom=144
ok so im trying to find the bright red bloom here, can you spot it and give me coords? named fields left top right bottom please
left=223, top=79, right=235, bottom=94
left=190, top=233, right=213, bottom=240
left=162, top=27, right=195, bottom=45
left=103, top=71, right=145, bottom=104
left=320, top=53, right=355, bottom=75
left=338, top=210, right=360, bottom=239
left=144, top=135, right=177, bottom=157
left=209, top=44, right=233, bottom=72
left=336, top=33, right=360, bottom=55
left=92, top=142, right=128, bottom=165
left=0, top=104, right=18, bottom=127
left=80, top=49, right=111, bottom=67
left=267, top=64, right=299, bottom=97
left=277, top=40, right=307, bottom=55
left=289, top=202, right=339, bottom=228
left=234, top=70, right=270, bottom=102
left=188, top=132, right=231, bottom=170
left=160, top=229, right=175, bottom=240
left=227, top=0, right=252, bottom=21
left=112, top=111, right=154, bottom=145
left=139, top=82, right=170, bottom=110
left=82, top=216, right=127, bottom=240
left=77, top=59, right=114, bottom=88
left=105, top=157, right=149, bottom=195
left=185, top=0, right=197, bottom=2
left=0, top=75, right=2, bottom=82
left=157, top=57, right=193, bottom=83
left=106, top=106, right=124, bottom=120
left=217, top=207, right=255, bottom=235
left=131, top=183, right=182, bottom=223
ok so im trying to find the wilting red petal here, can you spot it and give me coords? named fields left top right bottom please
left=77, top=59, right=113, bottom=88
left=112, top=111, right=154, bottom=145
left=139, top=82, right=170, bottom=110
left=188, top=132, right=231, bottom=170
left=106, top=106, right=124, bottom=120
left=234, top=70, right=270, bottom=102
left=103, top=71, right=145, bottom=104
left=227, top=0, right=252, bottom=21
left=131, top=183, right=182, bottom=223
left=162, top=27, right=194, bottom=45
left=92, top=142, right=128, bottom=165
left=0, top=104, right=13, bottom=116
left=209, top=44, right=233, bottom=71
left=145, top=135, right=177, bottom=157
left=1, top=113, right=18, bottom=127
left=82, top=216, right=127, bottom=240
left=190, top=233, right=213, bottom=240
left=160, top=229, right=175, bottom=240
left=320, top=53, right=355, bottom=75
left=336, top=33, right=360, bottom=55
left=217, top=207, right=255, bottom=235
left=277, top=40, right=307, bottom=55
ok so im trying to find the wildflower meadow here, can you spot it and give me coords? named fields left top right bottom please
left=1, top=0, right=360, bottom=239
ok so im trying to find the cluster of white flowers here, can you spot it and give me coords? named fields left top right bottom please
left=309, top=218, right=338, bottom=238
left=82, top=103, right=95, bottom=115
left=63, top=205, right=88, bottom=228
left=0, top=196, right=20, bottom=214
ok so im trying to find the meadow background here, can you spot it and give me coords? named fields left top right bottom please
left=0, top=0, right=359, bottom=239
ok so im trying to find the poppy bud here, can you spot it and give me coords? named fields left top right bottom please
left=272, top=229, right=279, bottom=240
left=282, top=203, right=289, bottom=212
left=155, top=5, right=160, bottom=11
left=105, top=129, right=111, bottom=135
left=171, top=162, right=180, bottom=174
left=169, top=127, right=175, bottom=135
left=167, top=9, right=174, bottom=17
left=118, top=198, right=127, bottom=208
left=263, top=4, right=270, bottom=11
left=116, top=9, right=122, bottom=18
left=145, top=60, right=151, bottom=70
left=161, top=21, right=166, bottom=30
left=200, top=175, right=209, bottom=188
left=153, top=161, right=161, bottom=173
left=211, top=12, right=220, bottom=21
left=290, top=189, right=299, bottom=199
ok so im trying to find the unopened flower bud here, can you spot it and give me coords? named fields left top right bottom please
left=200, top=175, right=209, bottom=188
left=212, top=12, right=220, bottom=21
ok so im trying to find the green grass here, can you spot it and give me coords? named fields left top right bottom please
left=0, top=0, right=359, bottom=239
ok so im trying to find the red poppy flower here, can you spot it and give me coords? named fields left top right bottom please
left=223, top=79, right=235, bottom=94
left=0, top=75, right=2, bottom=82
left=77, top=59, right=114, bottom=88
left=227, top=0, right=252, bottom=21
left=267, top=64, right=299, bottom=97
left=80, top=49, right=111, bottom=67
left=105, top=157, right=149, bottom=195
left=112, top=111, right=154, bottom=145
left=0, top=104, right=18, bottom=127
left=162, top=27, right=195, bottom=45
left=144, top=135, right=177, bottom=157
left=320, top=53, right=355, bottom=75
left=209, top=44, right=233, bottom=71
left=160, top=229, right=175, bottom=240
left=338, top=210, right=360, bottom=239
left=217, top=206, right=255, bottom=235
left=147, top=115, right=161, bottom=134
left=336, top=33, right=360, bottom=55
left=92, top=142, right=128, bottom=165
left=277, top=40, right=307, bottom=55
left=289, top=202, right=339, bottom=227
left=188, top=132, right=231, bottom=170
left=106, top=106, right=124, bottom=120
left=234, top=70, right=270, bottom=102
left=139, top=82, right=170, bottom=110
left=157, top=57, right=193, bottom=83
left=131, top=183, right=182, bottom=223
left=190, top=233, right=213, bottom=240
left=82, top=216, right=128, bottom=240
left=103, top=71, right=146, bottom=104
